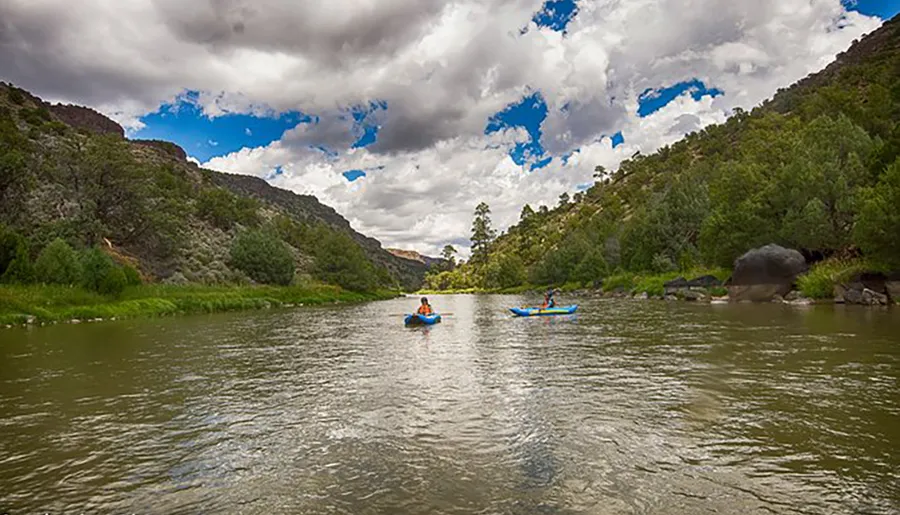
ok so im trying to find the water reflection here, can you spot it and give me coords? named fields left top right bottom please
left=0, top=296, right=897, bottom=514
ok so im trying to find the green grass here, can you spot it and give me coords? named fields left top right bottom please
left=0, top=284, right=399, bottom=326
left=418, top=283, right=568, bottom=295
left=416, top=287, right=486, bottom=295
left=602, top=268, right=731, bottom=296
left=797, top=259, right=869, bottom=299
left=631, top=272, right=683, bottom=297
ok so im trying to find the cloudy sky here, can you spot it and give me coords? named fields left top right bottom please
left=2, top=0, right=897, bottom=256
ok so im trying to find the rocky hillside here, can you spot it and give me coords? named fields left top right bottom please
left=386, top=248, right=444, bottom=268
left=0, top=83, right=428, bottom=290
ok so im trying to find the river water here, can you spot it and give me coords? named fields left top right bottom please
left=0, top=294, right=898, bottom=514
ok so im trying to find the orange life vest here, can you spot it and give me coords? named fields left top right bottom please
left=417, top=304, right=433, bottom=315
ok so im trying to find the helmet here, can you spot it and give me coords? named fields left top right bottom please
left=421, top=297, right=428, bottom=303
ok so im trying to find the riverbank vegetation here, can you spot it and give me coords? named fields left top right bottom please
left=423, top=19, right=900, bottom=296
left=796, top=258, right=874, bottom=299
left=0, top=283, right=396, bottom=326
left=0, top=224, right=400, bottom=326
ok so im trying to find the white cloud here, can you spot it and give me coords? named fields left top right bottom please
left=0, top=0, right=883, bottom=256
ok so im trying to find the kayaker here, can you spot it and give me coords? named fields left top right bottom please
left=541, top=288, right=559, bottom=308
left=417, top=297, right=434, bottom=315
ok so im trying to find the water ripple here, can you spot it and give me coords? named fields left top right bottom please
left=0, top=295, right=898, bottom=514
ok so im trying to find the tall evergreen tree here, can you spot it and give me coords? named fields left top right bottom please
left=470, top=202, right=496, bottom=265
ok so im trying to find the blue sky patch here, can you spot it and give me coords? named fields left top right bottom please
left=353, top=124, right=379, bottom=148
left=845, top=0, right=900, bottom=19
left=131, top=90, right=309, bottom=162
left=637, top=79, right=723, bottom=118
left=343, top=169, right=367, bottom=182
left=485, top=92, right=549, bottom=169
left=611, top=131, right=624, bottom=148
left=350, top=100, right=387, bottom=148
left=533, top=0, right=578, bottom=32
left=265, top=166, right=284, bottom=181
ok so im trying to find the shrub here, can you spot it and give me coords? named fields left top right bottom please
left=98, top=266, right=128, bottom=296
left=312, top=228, right=377, bottom=292
left=633, top=272, right=682, bottom=297
left=603, top=272, right=637, bottom=292
left=42, top=120, right=68, bottom=135
left=122, top=264, right=143, bottom=286
left=797, top=259, right=869, bottom=299
left=229, top=230, right=295, bottom=285
left=0, top=225, right=26, bottom=276
left=35, top=238, right=82, bottom=285
left=20, top=106, right=51, bottom=126
left=80, top=248, right=126, bottom=296
left=198, top=188, right=259, bottom=230
left=0, top=240, right=34, bottom=284
left=7, top=87, right=25, bottom=105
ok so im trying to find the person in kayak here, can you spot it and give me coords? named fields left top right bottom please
left=541, top=288, right=559, bottom=308
left=417, top=297, right=434, bottom=315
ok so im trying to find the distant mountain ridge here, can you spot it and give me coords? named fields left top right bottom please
left=386, top=248, right=444, bottom=268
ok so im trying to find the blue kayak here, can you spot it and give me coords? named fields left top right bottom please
left=404, top=313, right=442, bottom=325
left=509, top=305, right=578, bottom=317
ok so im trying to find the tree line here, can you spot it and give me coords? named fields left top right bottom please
left=425, top=26, right=900, bottom=290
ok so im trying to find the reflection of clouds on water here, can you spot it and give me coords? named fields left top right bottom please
left=2, top=295, right=898, bottom=514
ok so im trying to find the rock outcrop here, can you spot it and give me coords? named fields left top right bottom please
left=386, top=248, right=445, bottom=268
left=47, top=104, right=124, bottom=137
left=728, top=244, right=807, bottom=302
left=835, top=271, right=897, bottom=305
left=133, top=139, right=188, bottom=161
left=663, top=275, right=723, bottom=298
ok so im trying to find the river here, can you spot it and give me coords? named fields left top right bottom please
left=0, top=294, right=898, bottom=514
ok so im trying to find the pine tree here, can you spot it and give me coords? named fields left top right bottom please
left=470, top=202, right=496, bottom=265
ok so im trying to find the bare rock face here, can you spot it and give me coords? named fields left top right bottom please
left=133, top=139, right=188, bottom=161
left=48, top=104, right=124, bottom=137
left=728, top=244, right=807, bottom=302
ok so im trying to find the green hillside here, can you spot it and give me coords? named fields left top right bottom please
left=428, top=15, right=900, bottom=293
left=0, top=83, right=429, bottom=295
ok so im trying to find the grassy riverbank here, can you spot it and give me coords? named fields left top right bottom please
left=419, top=269, right=731, bottom=297
left=0, top=284, right=399, bottom=326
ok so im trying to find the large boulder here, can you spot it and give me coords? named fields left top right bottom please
left=728, top=244, right=807, bottom=302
